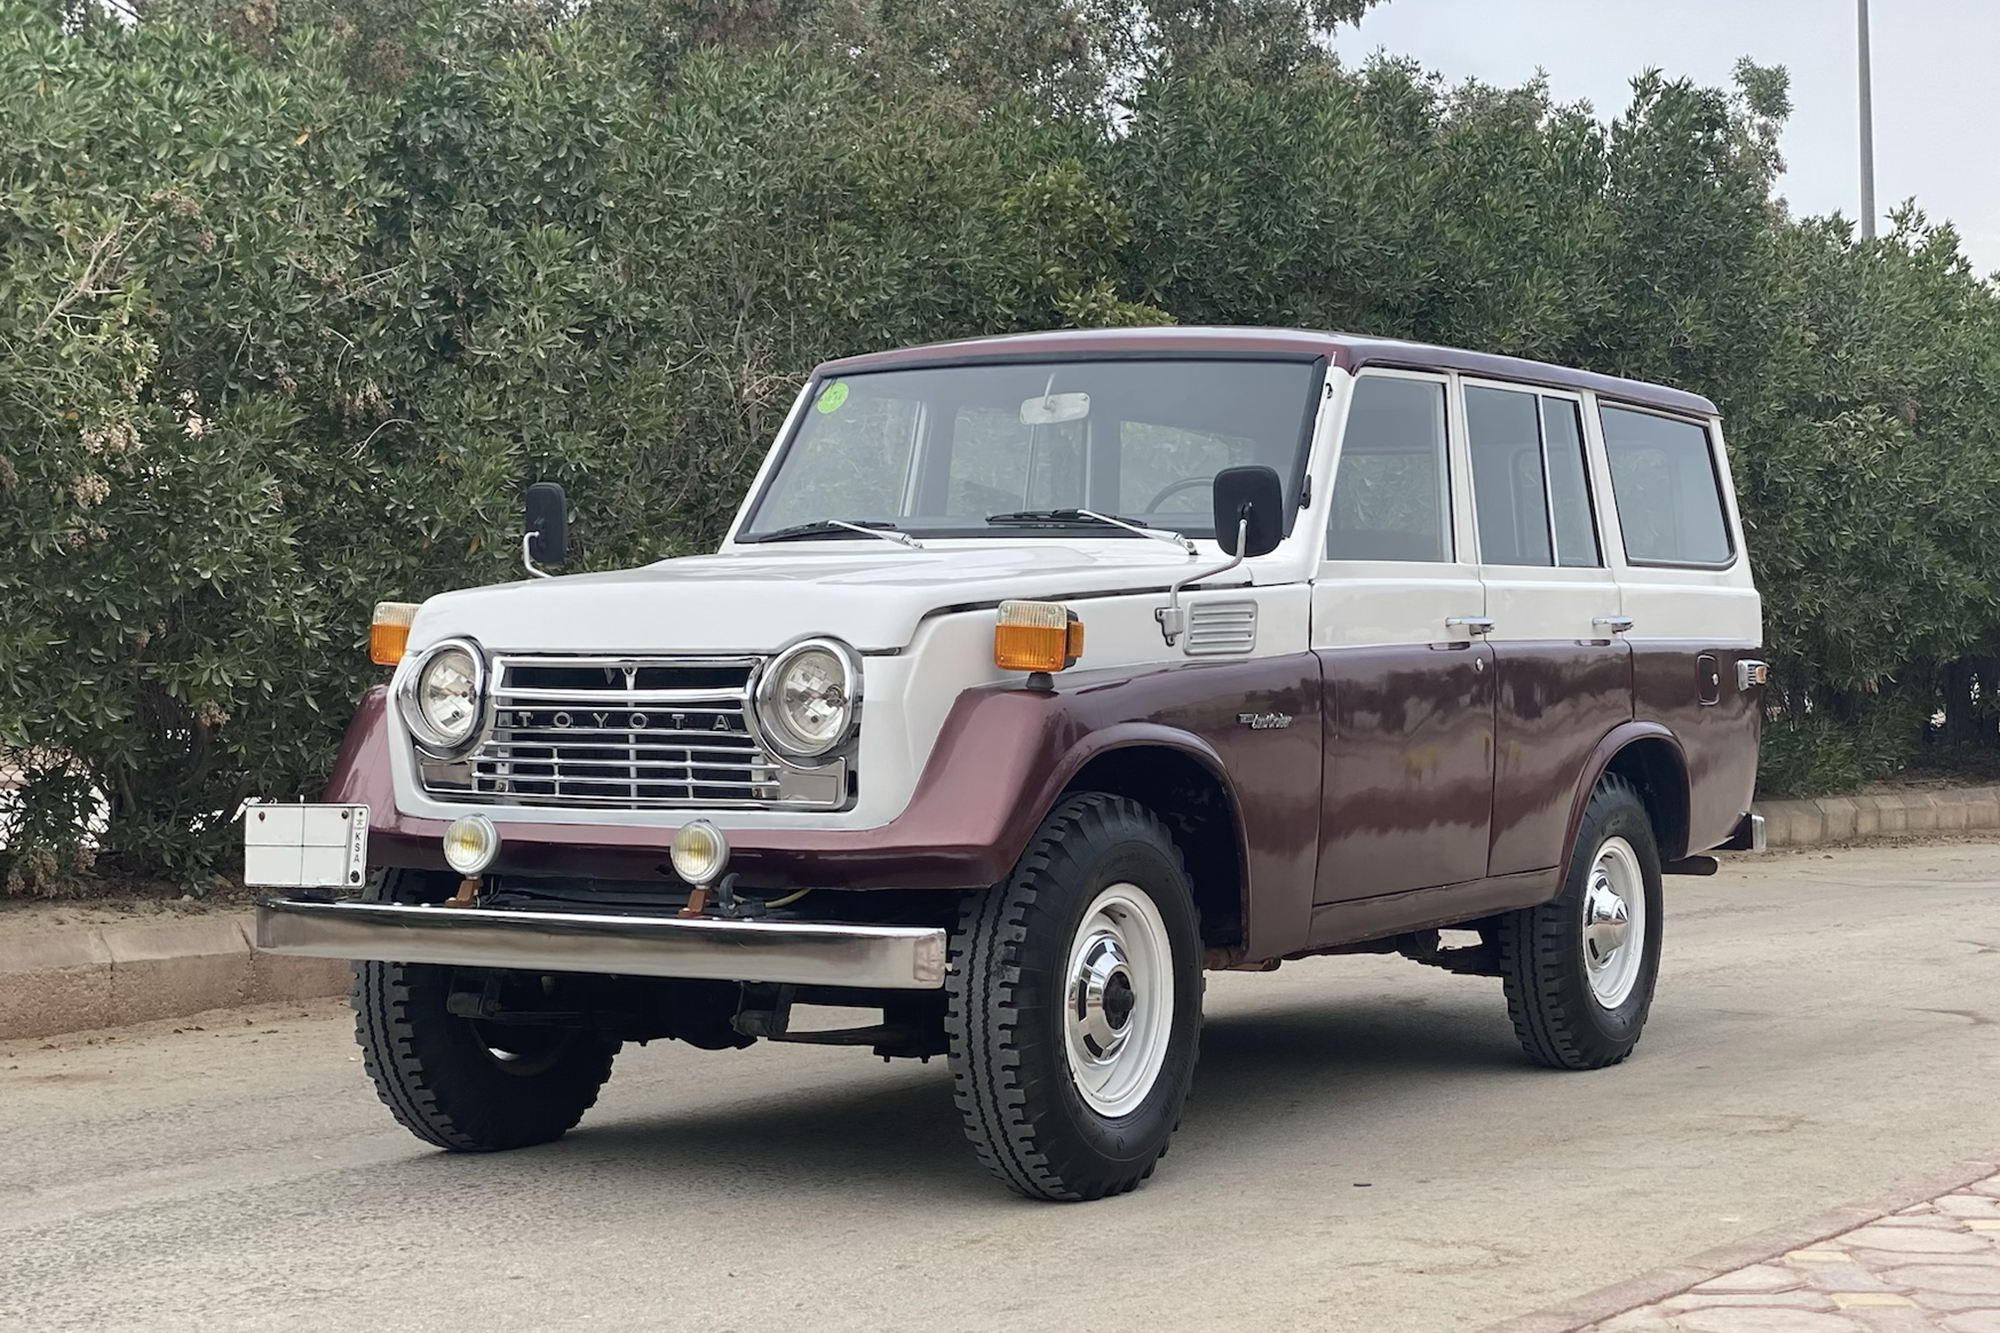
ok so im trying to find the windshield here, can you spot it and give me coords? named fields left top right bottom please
left=739, top=357, right=1322, bottom=541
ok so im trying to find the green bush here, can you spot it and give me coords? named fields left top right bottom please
left=3, top=0, right=1997, bottom=889
left=0, top=1, right=1153, bottom=891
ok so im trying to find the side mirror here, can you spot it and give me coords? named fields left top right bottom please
left=524, top=482, right=568, bottom=567
left=1211, top=465, right=1284, bottom=558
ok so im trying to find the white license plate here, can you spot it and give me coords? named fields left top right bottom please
left=244, top=804, right=369, bottom=888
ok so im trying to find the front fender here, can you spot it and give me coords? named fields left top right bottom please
left=323, top=657, right=1322, bottom=946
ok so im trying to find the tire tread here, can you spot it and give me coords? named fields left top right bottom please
left=1496, top=774, right=1660, bottom=1071
left=944, top=793, right=1199, bottom=1201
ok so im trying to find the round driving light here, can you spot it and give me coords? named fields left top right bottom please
left=753, top=639, right=858, bottom=761
left=670, top=820, right=730, bottom=887
left=418, top=645, right=480, bottom=745
left=442, top=814, right=499, bottom=876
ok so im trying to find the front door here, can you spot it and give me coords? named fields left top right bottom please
left=1313, top=371, right=1496, bottom=904
left=1462, top=383, right=1633, bottom=877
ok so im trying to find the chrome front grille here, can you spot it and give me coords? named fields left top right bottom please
left=416, top=655, right=846, bottom=811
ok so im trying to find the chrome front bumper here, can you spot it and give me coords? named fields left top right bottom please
left=255, top=897, right=946, bottom=990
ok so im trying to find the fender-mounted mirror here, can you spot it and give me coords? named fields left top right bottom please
left=1211, top=465, right=1283, bottom=557
left=524, top=482, right=567, bottom=577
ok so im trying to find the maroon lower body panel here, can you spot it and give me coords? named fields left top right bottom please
left=327, top=659, right=1325, bottom=959
left=1487, top=640, right=1633, bottom=877
left=1306, top=867, right=1559, bottom=951
left=1632, top=641, right=1763, bottom=853
left=1315, top=642, right=1495, bottom=905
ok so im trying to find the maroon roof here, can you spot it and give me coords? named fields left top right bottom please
left=816, top=326, right=1719, bottom=418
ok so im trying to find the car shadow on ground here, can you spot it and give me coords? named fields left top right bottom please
left=420, top=987, right=1540, bottom=1205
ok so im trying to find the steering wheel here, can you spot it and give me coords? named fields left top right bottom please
left=1143, top=476, right=1213, bottom=514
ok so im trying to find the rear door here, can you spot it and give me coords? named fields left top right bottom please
left=1463, top=381, right=1633, bottom=878
left=1596, top=402, right=1763, bottom=854
left=1313, top=370, right=1495, bottom=904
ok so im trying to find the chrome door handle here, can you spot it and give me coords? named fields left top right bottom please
left=1445, top=617, right=1494, bottom=637
left=1593, top=616, right=1635, bottom=634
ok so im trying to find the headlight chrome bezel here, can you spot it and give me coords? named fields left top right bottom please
left=396, top=637, right=488, bottom=757
left=748, top=636, right=862, bottom=766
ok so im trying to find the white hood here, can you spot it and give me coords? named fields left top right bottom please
left=408, top=542, right=1210, bottom=654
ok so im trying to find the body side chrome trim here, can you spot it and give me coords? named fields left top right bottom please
left=255, top=897, right=946, bottom=990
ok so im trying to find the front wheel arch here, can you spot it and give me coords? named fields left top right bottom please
left=1060, top=740, right=1248, bottom=951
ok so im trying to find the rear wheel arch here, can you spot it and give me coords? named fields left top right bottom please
left=1570, top=726, right=1691, bottom=866
left=1060, top=740, right=1247, bottom=951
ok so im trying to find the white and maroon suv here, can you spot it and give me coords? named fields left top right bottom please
left=250, top=327, right=1765, bottom=1201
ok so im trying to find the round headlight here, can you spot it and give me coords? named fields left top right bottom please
left=399, top=639, right=485, bottom=753
left=753, top=639, right=858, bottom=761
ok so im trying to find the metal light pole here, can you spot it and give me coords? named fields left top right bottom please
left=1857, top=0, right=1876, bottom=239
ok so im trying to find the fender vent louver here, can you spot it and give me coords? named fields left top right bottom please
left=1183, top=600, right=1258, bottom=657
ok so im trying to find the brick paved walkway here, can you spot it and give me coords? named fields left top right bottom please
left=1491, top=1162, right=2000, bottom=1333
left=1590, top=1173, right=2000, bottom=1332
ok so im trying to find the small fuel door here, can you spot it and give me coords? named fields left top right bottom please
left=1697, top=652, right=1722, bottom=706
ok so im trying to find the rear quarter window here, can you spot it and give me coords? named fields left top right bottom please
left=1598, top=405, right=1733, bottom=566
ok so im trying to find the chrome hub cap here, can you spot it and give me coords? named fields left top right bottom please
left=1064, top=884, right=1174, bottom=1118
left=1072, top=933, right=1136, bottom=1061
left=1582, top=836, right=1646, bottom=1010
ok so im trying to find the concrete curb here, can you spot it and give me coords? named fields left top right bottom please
left=1482, top=1154, right=2000, bottom=1333
left=0, top=912, right=347, bottom=1041
left=1753, top=784, right=2000, bottom=849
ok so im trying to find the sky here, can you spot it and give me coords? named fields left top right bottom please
left=1330, top=0, right=2000, bottom=279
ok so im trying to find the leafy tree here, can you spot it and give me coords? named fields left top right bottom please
left=3, top=0, right=1996, bottom=891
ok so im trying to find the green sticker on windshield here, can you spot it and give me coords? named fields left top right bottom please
left=816, top=381, right=849, bottom=414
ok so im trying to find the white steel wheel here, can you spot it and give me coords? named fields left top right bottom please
left=1581, top=836, right=1647, bottom=1010
left=1496, top=775, right=1665, bottom=1071
left=945, top=793, right=1203, bottom=1200
left=1063, top=883, right=1176, bottom=1118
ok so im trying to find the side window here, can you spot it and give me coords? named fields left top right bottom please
left=1541, top=398, right=1601, bottom=567
left=1466, top=386, right=1604, bottom=568
left=1326, top=376, right=1451, bottom=562
left=1599, top=406, right=1732, bottom=565
left=1466, top=386, right=1552, bottom=566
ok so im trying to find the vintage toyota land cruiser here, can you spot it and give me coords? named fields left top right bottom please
left=250, top=326, right=1765, bottom=1201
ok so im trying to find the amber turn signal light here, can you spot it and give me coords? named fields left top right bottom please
left=370, top=601, right=419, bottom=666
left=994, top=600, right=1084, bottom=673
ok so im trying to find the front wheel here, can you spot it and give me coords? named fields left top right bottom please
left=945, top=794, right=1204, bottom=1201
left=351, top=871, right=620, bottom=1151
left=1496, top=775, right=1664, bottom=1070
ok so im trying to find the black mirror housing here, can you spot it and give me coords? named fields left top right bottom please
left=1211, top=465, right=1284, bottom=558
left=525, top=482, right=568, bottom=565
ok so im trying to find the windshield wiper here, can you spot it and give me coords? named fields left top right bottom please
left=986, top=509, right=1195, bottom=555
left=986, top=508, right=1144, bottom=529
left=750, top=519, right=923, bottom=550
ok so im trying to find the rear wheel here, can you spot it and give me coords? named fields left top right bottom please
left=1496, top=776, right=1664, bottom=1070
left=351, top=871, right=620, bottom=1151
left=945, top=793, right=1203, bottom=1201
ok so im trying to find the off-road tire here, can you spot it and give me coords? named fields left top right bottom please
left=945, top=793, right=1203, bottom=1201
left=350, top=871, right=620, bottom=1151
left=1496, top=775, right=1664, bottom=1070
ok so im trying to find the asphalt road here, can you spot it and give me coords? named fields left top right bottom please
left=5, top=841, right=2000, bottom=1333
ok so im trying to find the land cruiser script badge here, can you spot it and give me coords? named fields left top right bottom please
left=1237, top=712, right=1293, bottom=730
